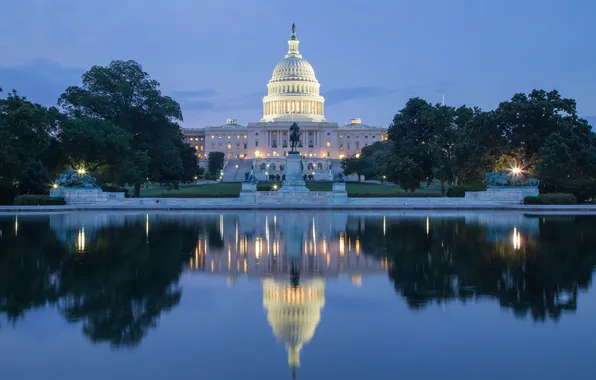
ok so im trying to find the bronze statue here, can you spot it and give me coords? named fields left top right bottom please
left=289, top=122, right=301, bottom=153
left=292, top=23, right=296, bottom=35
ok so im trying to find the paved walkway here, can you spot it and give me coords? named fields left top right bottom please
left=2, top=197, right=596, bottom=213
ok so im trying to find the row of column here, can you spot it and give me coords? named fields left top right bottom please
left=264, top=129, right=319, bottom=148
left=264, top=100, right=323, bottom=116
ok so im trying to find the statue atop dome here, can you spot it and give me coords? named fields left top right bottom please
left=292, top=23, right=296, bottom=35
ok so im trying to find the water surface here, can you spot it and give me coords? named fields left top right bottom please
left=1, top=212, right=595, bottom=380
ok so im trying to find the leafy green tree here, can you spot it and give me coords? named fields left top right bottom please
left=454, top=108, right=504, bottom=182
left=208, top=151, right=225, bottom=177
left=58, top=60, right=187, bottom=197
left=0, top=89, right=55, bottom=192
left=341, top=155, right=368, bottom=182
left=17, top=161, right=51, bottom=195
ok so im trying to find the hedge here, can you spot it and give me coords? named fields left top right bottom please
left=524, top=193, right=577, bottom=205
left=446, top=183, right=486, bottom=198
left=14, top=195, right=66, bottom=205
left=101, top=185, right=130, bottom=197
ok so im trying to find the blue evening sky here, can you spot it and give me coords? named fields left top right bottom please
left=1, top=0, right=595, bottom=128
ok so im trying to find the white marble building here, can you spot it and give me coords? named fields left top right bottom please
left=183, top=25, right=387, bottom=181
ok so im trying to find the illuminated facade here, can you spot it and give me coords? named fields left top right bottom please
left=182, top=25, right=387, bottom=181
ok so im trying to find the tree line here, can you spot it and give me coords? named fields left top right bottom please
left=0, top=60, right=200, bottom=202
left=342, top=90, right=596, bottom=195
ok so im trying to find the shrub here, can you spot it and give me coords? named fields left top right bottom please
left=446, top=183, right=486, bottom=198
left=558, top=180, right=596, bottom=203
left=257, top=183, right=281, bottom=191
left=523, top=193, right=577, bottom=205
left=14, top=195, right=66, bottom=205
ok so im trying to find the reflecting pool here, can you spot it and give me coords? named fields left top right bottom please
left=1, top=212, right=596, bottom=379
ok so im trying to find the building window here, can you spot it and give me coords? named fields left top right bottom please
left=347, top=143, right=351, bottom=149
left=227, top=136, right=231, bottom=139
left=255, top=140, right=259, bottom=147
left=227, top=142, right=232, bottom=149
left=200, top=137, right=204, bottom=141
left=347, top=135, right=351, bottom=139
left=365, top=135, right=368, bottom=139
left=326, top=141, right=331, bottom=147
left=317, top=163, right=323, bottom=170
left=340, top=143, right=343, bottom=149
left=211, top=143, right=215, bottom=149
left=308, top=140, right=313, bottom=147
left=272, top=141, right=277, bottom=148
left=211, top=135, right=215, bottom=139
left=271, top=164, right=276, bottom=170
left=200, top=145, right=204, bottom=151
left=327, top=132, right=330, bottom=136
left=195, top=145, right=198, bottom=150
left=260, top=163, right=266, bottom=170
left=236, top=143, right=240, bottom=148
left=307, top=163, right=314, bottom=170
left=255, top=133, right=259, bottom=136
left=243, top=143, right=247, bottom=149
left=283, top=140, right=287, bottom=147
left=227, top=154, right=231, bottom=159
left=327, top=151, right=330, bottom=157
left=308, top=131, right=314, bottom=136
left=356, top=141, right=360, bottom=149
left=280, top=164, right=285, bottom=170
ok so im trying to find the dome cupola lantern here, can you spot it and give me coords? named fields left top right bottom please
left=261, top=24, right=326, bottom=123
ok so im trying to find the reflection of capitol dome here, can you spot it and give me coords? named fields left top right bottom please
left=262, top=278, right=325, bottom=375
left=261, top=24, right=326, bottom=123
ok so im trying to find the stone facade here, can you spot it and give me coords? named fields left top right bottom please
left=465, top=187, right=539, bottom=202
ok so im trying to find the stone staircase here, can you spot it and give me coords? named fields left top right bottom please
left=221, top=159, right=241, bottom=182
left=234, top=159, right=253, bottom=182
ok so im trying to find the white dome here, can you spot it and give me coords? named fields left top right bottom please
left=261, top=24, right=326, bottom=123
left=270, top=57, right=318, bottom=84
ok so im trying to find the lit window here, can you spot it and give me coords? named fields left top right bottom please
left=211, top=135, right=214, bottom=139
left=227, top=136, right=231, bottom=139
left=195, top=146, right=198, bottom=150
left=326, top=141, right=331, bottom=147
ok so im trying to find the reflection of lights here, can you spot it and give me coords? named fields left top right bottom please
left=255, top=237, right=262, bottom=259
left=145, top=213, right=149, bottom=239
left=339, top=233, right=345, bottom=256
left=383, top=216, right=386, bottom=236
left=14, top=216, right=18, bottom=236
left=352, top=275, right=362, bottom=287
left=512, top=227, right=521, bottom=249
left=355, top=238, right=360, bottom=255
left=220, top=214, right=224, bottom=239
left=426, top=217, right=430, bottom=235
left=77, top=226, right=85, bottom=252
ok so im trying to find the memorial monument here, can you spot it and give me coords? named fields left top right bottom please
left=279, top=122, right=309, bottom=193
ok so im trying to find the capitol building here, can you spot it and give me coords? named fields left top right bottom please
left=183, top=25, right=387, bottom=181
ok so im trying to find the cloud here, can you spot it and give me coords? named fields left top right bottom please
left=169, top=89, right=218, bottom=98
left=173, top=90, right=262, bottom=112
left=323, top=83, right=449, bottom=107
left=0, top=60, right=84, bottom=105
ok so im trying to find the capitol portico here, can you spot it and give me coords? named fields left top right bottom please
left=183, top=25, right=387, bottom=182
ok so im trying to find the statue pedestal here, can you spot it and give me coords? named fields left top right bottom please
left=239, top=182, right=257, bottom=204
left=279, top=152, right=310, bottom=193
left=332, top=182, right=348, bottom=203
left=50, top=187, right=109, bottom=204
left=465, top=187, right=539, bottom=202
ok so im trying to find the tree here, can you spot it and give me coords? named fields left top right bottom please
left=58, top=60, right=188, bottom=197
left=341, top=155, right=367, bottom=182
left=0, top=90, right=55, bottom=192
left=454, top=108, right=504, bottom=183
left=17, top=161, right=51, bottom=195
left=428, top=104, right=457, bottom=195
left=208, top=152, right=225, bottom=177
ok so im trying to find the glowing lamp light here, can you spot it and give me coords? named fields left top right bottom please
left=77, top=168, right=86, bottom=174
left=511, top=167, right=522, bottom=175
left=273, top=184, right=278, bottom=190
left=52, top=183, right=58, bottom=188
left=355, top=154, right=361, bottom=158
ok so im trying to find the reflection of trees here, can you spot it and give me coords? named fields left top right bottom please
left=0, top=216, right=65, bottom=325
left=0, top=216, right=202, bottom=347
left=56, top=221, right=197, bottom=348
left=350, top=215, right=596, bottom=322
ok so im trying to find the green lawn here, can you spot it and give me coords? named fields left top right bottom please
left=140, top=183, right=241, bottom=197
left=139, top=182, right=441, bottom=198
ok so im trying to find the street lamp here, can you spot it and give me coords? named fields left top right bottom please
left=77, top=168, right=86, bottom=175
